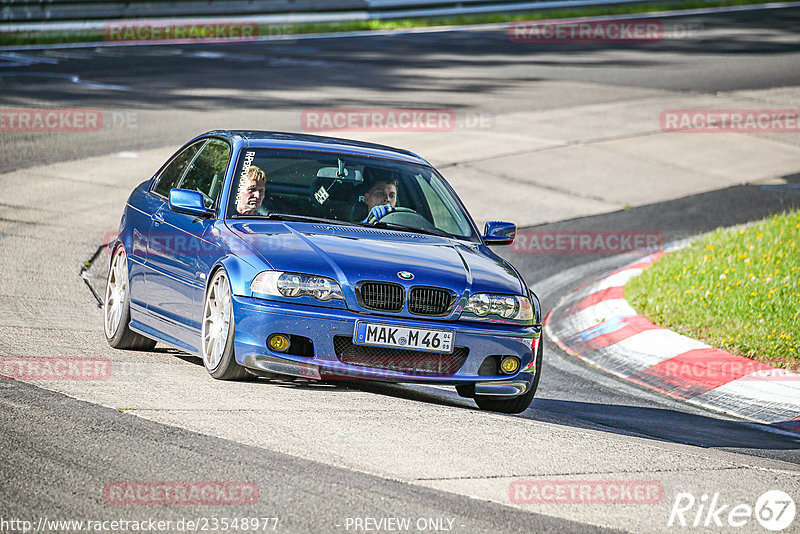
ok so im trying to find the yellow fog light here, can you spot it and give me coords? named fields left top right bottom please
left=500, top=356, right=520, bottom=375
left=268, top=334, right=291, bottom=353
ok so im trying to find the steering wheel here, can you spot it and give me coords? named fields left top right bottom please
left=366, top=206, right=418, bottom=224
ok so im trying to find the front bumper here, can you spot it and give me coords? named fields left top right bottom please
left=232, top=295, right=540, bottom=394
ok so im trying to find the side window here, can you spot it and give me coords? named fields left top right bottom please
left=153, top=141, right=204, bottom=198
left=415, top=175, right=462, bottom=235
left=178, top=139, right=231, bottom=208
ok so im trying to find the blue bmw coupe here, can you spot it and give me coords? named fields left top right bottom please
left=104, top=131, right=542, bottom=413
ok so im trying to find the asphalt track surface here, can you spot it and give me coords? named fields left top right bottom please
left=3, top=6, right=800, bottom=173
left=2, top=6, right=800, bottom=533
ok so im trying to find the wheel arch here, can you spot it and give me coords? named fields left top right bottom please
left=207, top=254, right=256, bottom=297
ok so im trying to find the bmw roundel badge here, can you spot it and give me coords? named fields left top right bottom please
left=397, top=271, right=414, bottom=280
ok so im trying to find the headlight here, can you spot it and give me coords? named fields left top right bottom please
left=250, top=271, right=344, bottom=302
left=462, top=293, right=533, bottom=323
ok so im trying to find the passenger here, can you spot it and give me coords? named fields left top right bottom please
left=236, top=166, right=267, bottom=215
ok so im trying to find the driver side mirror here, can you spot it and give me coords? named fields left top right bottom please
left=483, top=221, right=516, bottom=246
left=168, top=189, right=212, bottom=218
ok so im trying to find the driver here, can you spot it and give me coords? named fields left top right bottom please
left=361, top=178, right=398, bottom=223
left=236, top=165, right=267, bottom=215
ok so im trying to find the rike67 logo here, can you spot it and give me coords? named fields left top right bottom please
left=668, top=490, right=795, bottom=531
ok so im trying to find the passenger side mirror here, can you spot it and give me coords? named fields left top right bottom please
left=483, top=221, right=516, bottom=246
left=168, top=189, right=212, bottom=218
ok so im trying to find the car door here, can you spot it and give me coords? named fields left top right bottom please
left=143, top=139, right=205, bottom=339
left=130, top=141, right=204, bottom=322
left=125, top=185, right=163, bottom=320
left=146, top=138, right=231, bottom=345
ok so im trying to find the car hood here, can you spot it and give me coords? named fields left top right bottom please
left=227, top=221, right=525, bottom=300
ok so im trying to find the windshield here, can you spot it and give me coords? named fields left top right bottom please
left=226, top=148, right=477, bottom=240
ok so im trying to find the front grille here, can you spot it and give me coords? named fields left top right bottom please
left=334, top=336, right=468, bottom=376
left=408, top=286, right=455, bottom=316
left=357, top=282, right=405, bottom=312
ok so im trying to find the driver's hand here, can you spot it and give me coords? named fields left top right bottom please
left=363, top=204, right=394, bottom=223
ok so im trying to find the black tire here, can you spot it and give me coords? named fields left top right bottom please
left=104, top=245, right=157, bottom=351
left=201, top=269, right=254, bottom=381
left=474, top=336, right=543, bottom=414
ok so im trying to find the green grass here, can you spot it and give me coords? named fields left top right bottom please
left=626, top=211, right=800, bottom=371
left=0, top=0, right=795, bottom=47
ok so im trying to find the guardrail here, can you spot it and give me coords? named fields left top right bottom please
left=1, top=1, right=364, bottom=22
left=0, top=0, right=647, bottom=23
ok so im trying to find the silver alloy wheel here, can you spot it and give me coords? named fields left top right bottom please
left=202, top=270, right=232, bottom=371
left=104, top=246, right=128, bottom=339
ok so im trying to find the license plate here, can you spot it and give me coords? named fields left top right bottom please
left=354, top=322, right=454, bottom=354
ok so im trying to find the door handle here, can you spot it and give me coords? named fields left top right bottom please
left=152, top=212, right=164, bottom=225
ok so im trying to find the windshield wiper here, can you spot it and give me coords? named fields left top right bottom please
left=367, top=221, right=452, bottom=238
left=264, top=213, right=358, bottom=226
left=264, top=213, right=451, bottom=237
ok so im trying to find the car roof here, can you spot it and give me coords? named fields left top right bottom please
left=194, top=130, right=431, bottom=166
